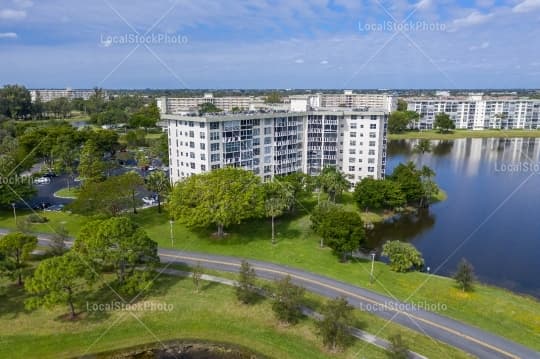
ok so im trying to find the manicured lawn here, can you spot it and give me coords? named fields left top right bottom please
left=1, top=206, right=539, bottom=351
left=389, top=129, right=540, bottom=140
left=53, top=187, right=79, bottom=199
left=0, top=273, right=391, bottom=359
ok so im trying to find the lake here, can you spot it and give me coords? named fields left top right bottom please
left=369, top=137, right=540, bottom=298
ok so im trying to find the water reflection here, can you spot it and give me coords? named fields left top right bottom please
left=380, top=138, right=540, bottom=298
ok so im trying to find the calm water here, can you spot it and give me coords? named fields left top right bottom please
left=368, top=138, right=540, bottom=298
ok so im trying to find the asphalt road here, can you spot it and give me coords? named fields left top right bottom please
left=9, top=232, right=539, bottom=359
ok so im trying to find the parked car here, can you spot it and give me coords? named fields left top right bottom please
left=43, top=171, right=57, bottom=178
left=142, top=196, right=157, bottom=205
left=32, top=202, right=52, bottom=210
left=44, top=204, right=64, bottom=212
left=34, top=177, right=51, bottom=185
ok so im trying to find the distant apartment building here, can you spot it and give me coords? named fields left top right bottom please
left=406, top=94, right=540, bottom=130
left=157, top=93, right=266, bottom=113
left=164, top=96, right=388, bottom=185
left=290, top=90, right=397, bottom=113
left=29, top=88, right=100, bottom=102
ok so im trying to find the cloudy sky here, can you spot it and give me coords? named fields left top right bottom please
left=1, top=0, right=540, bottom=89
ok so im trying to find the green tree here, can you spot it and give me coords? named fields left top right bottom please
left=419, top=165, right=438, bottom=208
left=310, top=201, right=338, bottom=248
left=0, top=85, right=32, bottom=119
left=120, top=171, right=144, bottom=214
left=387, top=333, right=410, bottom=359
left=236, top=260, right=258, bottom=304
left=318, top=167, right=350, bottom=202
left=198, top=102, right=222, bottom=114
left=433, top=113, right=456, bottom=133
left=129, top=102, right=160, bottom=129
left=169, top=168, right=264, bottom=238
left=69, top=175, right=132, bottom=216
left=279, top=172, right=312, bottom=212
left=454, top=258, right=475, bottom=292
left=272, top=275, right=305, bottom=324
left=25, top=253, right=92, bottom=319
left=397, top=99, right=408, bottom=111
left=78, top=140, right=105, bottom=183
left=264, top=180, right=294, bottom=245
left=49, top=224, right=69, bottom=256
left=390, top=162, right=424, bottom=205
left=388, top=111, right=419, bottom=133
left=0, top=232, right=38, bottom=285
left=145, top=170, right=170, bottom=213
left=0, top=155, right=35, bottom=206
left=264, top=92, right=283, bottom=104
left=354, top=178, right=405, bottom=211
left=382, top=241, right=424, bottom=272
left=316, top=206, right=365, bottom=262
left=73, top=217, right=159, bottom=294
left=316, top=297, right=354, bottom=351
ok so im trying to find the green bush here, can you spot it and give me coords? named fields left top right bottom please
left=27, top=214, right=48, bottom=224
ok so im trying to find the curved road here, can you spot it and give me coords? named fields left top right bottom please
left=5, top=230, right=538, bottom=359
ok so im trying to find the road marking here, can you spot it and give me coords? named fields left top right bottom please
left=161, top=253, right=520, bottom=359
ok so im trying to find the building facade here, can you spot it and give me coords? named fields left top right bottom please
left=164, top=109, right=388, bottom=185
left=290, top=91, right=396, bottom=113
left=157, top=93, right=266, bottom=113
left=30, top=88, right=99, bottom=102
left=407, top=94, right=540, bottom=130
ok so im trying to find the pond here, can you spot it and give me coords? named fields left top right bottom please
left=367, top=137, right=540, bottom=298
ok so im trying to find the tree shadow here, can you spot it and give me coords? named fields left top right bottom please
left=0, top=283, right=31, bottom=319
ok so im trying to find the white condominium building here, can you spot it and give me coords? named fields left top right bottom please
left=30, top=88, right=99, bottom=102
left=290, top=90, right=397, bottom=113
left=157, top=93, right=266, bottom=113
left=164, top=107, right=388, bottom=185
left=407, top=94, right=540, bottom=130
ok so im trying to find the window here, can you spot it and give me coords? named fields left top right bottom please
left=199, top=122, right=205, bottom=128
left=211, top=154, right=220, bottom=162
left=200, top=143, right=206, bottom=150
left=349, top=166, right=355, bottom=171
left=253, top=138, right=260, bottom=146
left=253, top=128, right=260, bottom=136
left=201, top=164, right=206, bottom=171
left=211, top=143, right=220, bottom=151
left=190, top=162, right=195, bottom=169
left=264, top=156, right=272, bottom=164
left=264, top=146, right=272, bottom=154
left=200, top=154, right=206, bottom=161
left=369, top=132, right=377, bottom=138
left=211, top=164, right=220, bottom=170
left=264, top=137, right=272, bottom=145
left=200, top=132, right=206, bottom=139
left=189, top=121, right=194, bottom=127
left=190, top=152, right=195, bottom=159
left=189, top=131, right=194, bottom=138
left=350, top=123, right=357, bottom=129
left=210, top=122, right=219, bottom=130
left=368, top=149, right=375, bottom=155
left=369, top=141, right=376, bottom=147
left=350, top=140, right=356, bottom=146
left=264, top=127, right=272, bottom=135
left=368, top=167, right=375, bottom=173
left=350, top=132, right=357, bottom=137
left=210, top=132, right=220, bottom=141
left=349, top=157, right=355, bottom=163
left=368, top=158, right=375, bottom=164
left=370, top=123, right=377, bottom=129
left=349, top=149, right=356, bottom=155
left=189, top=141, right=195, bottom=148
left=264, top=165, right=272, bottom=173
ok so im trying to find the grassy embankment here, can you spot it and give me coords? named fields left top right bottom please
left=389, top=129, right=540, bottom=140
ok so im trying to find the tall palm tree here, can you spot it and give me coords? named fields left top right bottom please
left=319, top=167, right=350, bottom=203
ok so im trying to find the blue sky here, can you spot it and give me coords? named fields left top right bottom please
left=1, top=0, right=540, bottom=89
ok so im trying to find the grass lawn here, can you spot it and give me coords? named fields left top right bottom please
left=0, top=273, right=392, bottom=359
left=53, top=187, right=79, bottom=199
left=389, top=129, right=540, bottom=140
left=1, top=206, right=539, bottom=351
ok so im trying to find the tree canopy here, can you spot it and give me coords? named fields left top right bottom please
left=0, top=232, right=38, bottom=285
left=434, top=113, right=456, bottom=133
left=382, top=241, right=424, bottom=272
left=169, top=167, right=264, bottom=237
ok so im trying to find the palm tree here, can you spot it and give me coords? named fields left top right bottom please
left=264, top=181, right=294, bottom=245
left=318, top=167, right=350, bottom=203
left=414, top=139, right=432, bottom=154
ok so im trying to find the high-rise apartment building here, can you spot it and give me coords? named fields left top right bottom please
left=406, top=94, right=540, bottom=130
left=30, top=88, right=100, bottom=102
left=164, top=100, right=388, bottom=185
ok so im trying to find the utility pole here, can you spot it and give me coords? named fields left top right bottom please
left=169, top=219, right=174, bottom=247
left=370, top=252, right=376, bottom=284
left=11, top=203, right=17, bottom=225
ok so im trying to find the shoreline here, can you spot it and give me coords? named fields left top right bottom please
left=389, top=129, right=540, bottom=140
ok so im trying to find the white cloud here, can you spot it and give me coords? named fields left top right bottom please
left=452, top=11, right=493, bottom=28
left=512, top=0, right=540, bottom=13
left=320, top=60, right=329, bottom=65
left=0, top=32, right=18, bottom=39
left=295, top=59, right=304, bottom=64
left=469, top=41, right=490, bottom=51
left=0, top=8, right=26, bottom=20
